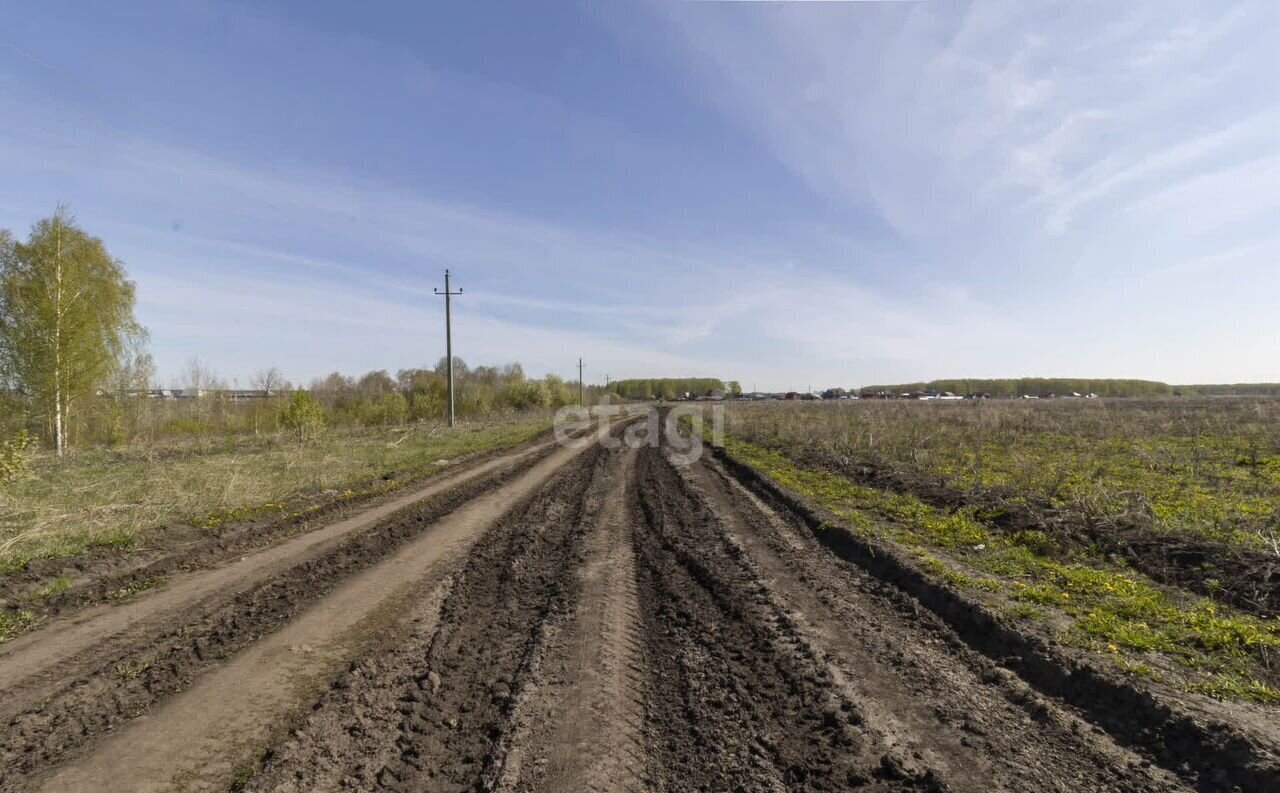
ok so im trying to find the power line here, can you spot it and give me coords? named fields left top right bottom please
left=433, top=269, right=463, bottom=427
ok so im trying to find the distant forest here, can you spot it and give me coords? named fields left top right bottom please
left=859, top=379, right=1280, bottom=398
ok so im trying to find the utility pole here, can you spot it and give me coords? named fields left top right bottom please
left=434, top=269, right=463, bottom=427
left=578, top=357, right=584, bottom=407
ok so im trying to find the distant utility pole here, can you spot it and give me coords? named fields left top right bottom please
left=578, top=357, right=585, bottom=407
left=434, top=269, right=463, bottom=427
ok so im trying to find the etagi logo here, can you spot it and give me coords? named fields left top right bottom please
left=552, top=404, right=724, bottom=466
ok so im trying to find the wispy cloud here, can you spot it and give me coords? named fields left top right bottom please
left=1, top=100, right=995, bottom=387
left=2, top=1, right=1277, bottom=388
left=645, top=0, right=1279, bottom=246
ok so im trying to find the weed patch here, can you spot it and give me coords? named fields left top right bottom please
left=723, top=432, right=1280, bottom=705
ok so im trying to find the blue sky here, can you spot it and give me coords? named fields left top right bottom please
left=1, top=0, right=1276, bottom=390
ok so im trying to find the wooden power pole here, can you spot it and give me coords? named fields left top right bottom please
left=434, top=270, right=463, bottom=427
left=578, top=357, right=584, bottom=407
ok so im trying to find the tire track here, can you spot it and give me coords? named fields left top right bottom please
left=0, top=440, right=557, bottom=716
left=17, top=439, right=592, bottom=793
left=631, top=444, right=940, bottom=792
left=687, top=456, right=1189, bottom=793
left=11, top=412, right=1269, bottom=793
left=243, top=441, right=610, bottom=792
left=494, top=444, right=648, bottom=793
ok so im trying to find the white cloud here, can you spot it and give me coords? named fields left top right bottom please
left=0, top=118, right=983, bottom=389
left=4, top=1, right=1279, bottom=388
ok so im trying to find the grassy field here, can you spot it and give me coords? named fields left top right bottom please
left=731, top=398, right=1280, bottom=548
left=724, top=398, right=1280, bottom=704
left=0, top=416, right=550, bottom=576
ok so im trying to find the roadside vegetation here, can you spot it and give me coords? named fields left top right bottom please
left=723, top=398, right=1280, bottom=704
left=0, top=209, right=569, bottom=594
left=0, top=417, right=550, bottom=577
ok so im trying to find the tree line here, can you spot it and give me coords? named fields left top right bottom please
left=305, top=359, right=585, bottom=424
left=860, top=379, right=1174, bottom=398
left=855, top=378, right=1280, bottom=399
left=860, top=378, right=1280, bottom=398
left=1175, top=383, right=1280, bottom=397
left=0, top=208, right=585, bottom=454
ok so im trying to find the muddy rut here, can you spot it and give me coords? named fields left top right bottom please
left=1, top=419, right=1267, bottom=792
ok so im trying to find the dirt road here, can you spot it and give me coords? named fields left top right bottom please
left=0, top=419, right=1255, bottom=791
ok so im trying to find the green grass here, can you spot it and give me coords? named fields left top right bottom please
left=105, top=575, right=168, bottom=601
left=934, top=433, right=1280, bottom=547
left=723, top=433, right=1280, bottom=705
left=0, top=607, right=37, bottom=642
left=113, top=659, right=153, bottom=680
left=0, top=417, right=550, bottom=574
left=727, top=398, right=1280, bottom=550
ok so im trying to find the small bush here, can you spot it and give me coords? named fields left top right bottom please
left=376, top=391, right=409, bottom=426
left=279, top=390, right=326, bottom=444
left=0, top=430, right=35, bottom=486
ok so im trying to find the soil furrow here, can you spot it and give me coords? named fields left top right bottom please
left=0, top=441, right=557, bottom=714
left=717, top=444, right=1280, bottom=792
left=7, top=413, right=1274, bottom=793
left=241, top=441, right=609, bottom=792
left=2, top=439, right=582, bottom=793
left=494, top=444, right=648, bottom=793
left=631, top=444, right=941, bottom=792
left=689, top=456, right=1189, bottom=792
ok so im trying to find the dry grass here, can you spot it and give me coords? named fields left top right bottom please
left=0, top=417, right=550, bottom=573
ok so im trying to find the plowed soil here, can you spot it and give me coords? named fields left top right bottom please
left=1, top=418, right=1272, bottom=792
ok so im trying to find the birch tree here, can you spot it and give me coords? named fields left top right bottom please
left=0, top=207, right=145, bottom=455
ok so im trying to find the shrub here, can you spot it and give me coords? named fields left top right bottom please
left=497, top=379, right=549, bottom=411
left=0, top=429, right=35, bottom=486
left=376, top=391, right=409, bottom=426
left=279, top=390, right=326, bottom=444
